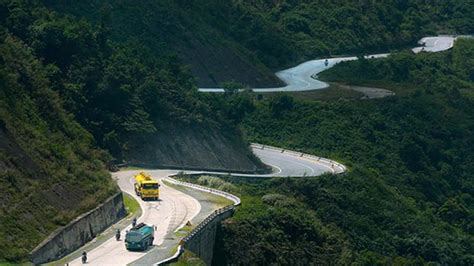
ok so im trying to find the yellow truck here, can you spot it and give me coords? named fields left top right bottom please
left=134, top=172, right=160, bottom=200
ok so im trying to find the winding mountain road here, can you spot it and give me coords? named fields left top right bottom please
left=412, top=36, right=456, bottom=53
left=67, top=145, right=339, bottom=265
left=65, top=36, right=458, bottom=265
left=68, top=170, right=200, bottom=266
left=199, top=36, right=457, bottom=93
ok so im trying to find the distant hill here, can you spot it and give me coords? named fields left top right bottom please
left=46, top=0, right=474, bottom=85
left=43, top=0, right=284, bottom=88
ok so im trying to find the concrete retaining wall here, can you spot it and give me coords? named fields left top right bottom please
left=183, top=206, right=235, bottom=265
left=29, top=192, right=126, bottom=265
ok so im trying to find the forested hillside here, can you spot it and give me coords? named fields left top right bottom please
left=0, top=32, right=117, bottom=261
left=1, top=0, right=473, bottom=264
left=44, top=0, right=283, bottom=88
left=196, top=0, right=474, bottom=68
left=0, top=1, right=262, bottom=262
left=46, top=0, right=474, bottom=86
left=208, top=40, right=474, bottom=264
left=1, top=0, right=265, bottom=171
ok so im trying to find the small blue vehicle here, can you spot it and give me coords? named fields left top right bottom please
left=125, top=223, right=155, bottom=251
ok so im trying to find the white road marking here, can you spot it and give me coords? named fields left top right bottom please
left=68, top=172, right=201, bottom=266
left=62, top=35, right=463, bottom=265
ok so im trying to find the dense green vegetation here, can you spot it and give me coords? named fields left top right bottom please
left=320, top=38, right=474, bottom=90
left=183, top=0, right=474, bottom=68
left=183, top=0, right=466, bottom=68
left=0, top=28, right=117, bottom=262
left=44, top=0, right=282, bottom=88
left=0, top=0, right=246, bottom=162
left=1, top=0, right=473, bottom=264
left=204, top=41, right=474, bottom=264
left=46, top=1, right=473, bottom=84
left=0, top=0, right=249, bottom=262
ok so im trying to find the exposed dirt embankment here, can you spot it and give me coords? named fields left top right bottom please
left=0, top=123, right=42, bottom=179
left=126, top=124, right=269, bottom=174
left=177, top=34, right=284, bottom=88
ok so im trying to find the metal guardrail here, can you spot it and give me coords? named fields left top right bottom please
left=155, top=144, right=345, bottom=264
left=154, top=176, right=241, bottom=265
left=165, top=176, right=241, bottom=206
left=250, top=143, right=347, bottom=174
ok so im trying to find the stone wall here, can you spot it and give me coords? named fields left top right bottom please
left=29, top=192, right=126, bottom=265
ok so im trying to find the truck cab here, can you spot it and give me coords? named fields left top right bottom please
left=125, top=223, right=155, bottom=251
left=134, top=172, right=160, bottom=200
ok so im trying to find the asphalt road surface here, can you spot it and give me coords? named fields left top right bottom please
left=412, top=36, right=456, bottom=53
left=66, top=145, right=338, bottom=265
left=252, top=147, right=334, bottom=176
left=199, top=36, right=457, bottom=93
left=68, top=170, right=200, bottom=266
left=65, top=35, right=459, bottom=265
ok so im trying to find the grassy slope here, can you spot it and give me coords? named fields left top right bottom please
left=171, top=250, right=206, bottom=266
left=123, top=193, right=140, bottom=216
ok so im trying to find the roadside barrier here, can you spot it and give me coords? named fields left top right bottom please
left=250, top=143, right=347, bottom=174
left=155, top=144, right=345, bottom=264
left=155, top=175, right=240, bottom=265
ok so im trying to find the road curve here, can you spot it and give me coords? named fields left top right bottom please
left=199, top=36, right=457, bottom=93
left=252, top=145, right=340, bottom=176
left=183, top=144, right=345, bottom=178
left=65, top=144, right=340, bottom=265
left=412, top=36, right=456, bottom=53
left=68, top=170, right=201, bottom=266
left=62, top=34, right=461, bottom=265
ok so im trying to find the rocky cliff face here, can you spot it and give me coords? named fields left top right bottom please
left=176, top=33, right=284, bottom=88
left=126, top=124, right=269, bottom=174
